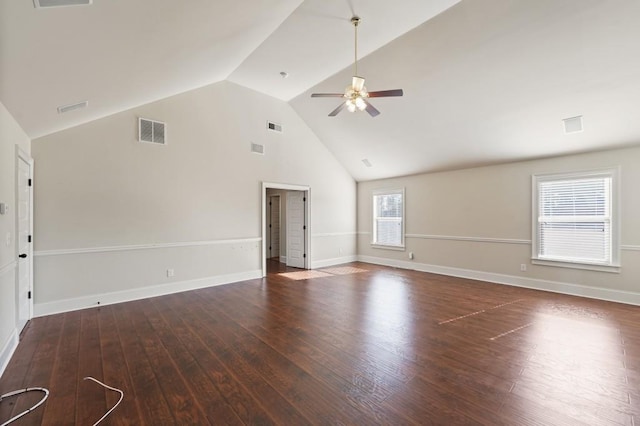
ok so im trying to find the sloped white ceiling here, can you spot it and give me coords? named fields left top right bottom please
left=0, top=0, right=304, bottom=138
left=291, top=0, right=640, bottom=180
left=2, top=0, right=639, bottom=181
left=227, top=0, right=460, bottom=101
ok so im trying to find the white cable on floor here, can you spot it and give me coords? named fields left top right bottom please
left=83, top=376, right=124, bottom=426
left=0, top=387, right=49, bottom=426
left=0, top=377, right=122, bottom=425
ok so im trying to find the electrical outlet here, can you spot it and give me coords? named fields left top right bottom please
left=167, top=268, right=175, bottom=278
left=409, top=252, right=414, bottom=260
left=339, top=248, right=343, bottom=254
left=520, top=264, right=527, bottom=272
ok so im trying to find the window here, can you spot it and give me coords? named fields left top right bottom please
left=372, top=189, right=405, bottom=249
left=532, top=169, right=619, bottom=271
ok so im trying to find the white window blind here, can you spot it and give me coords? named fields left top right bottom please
left=534, top=172, right=616, bottom=266
left=373, top=190, right=404, bottom=248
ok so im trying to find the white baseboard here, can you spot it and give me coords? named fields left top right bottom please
left=358, top=255, right=640, bottom=306
left=34, top=269, right=262, bottom=317
left=311, top=255, right=358, bottom=269
left=0, top=329, right=18, bottom=379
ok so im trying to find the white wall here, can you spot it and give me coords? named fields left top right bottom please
left=32, top=81, right=356, bottom=315
left=358, top=146, right=640, bottom=305
left=0, top=101, right=31, bottom=375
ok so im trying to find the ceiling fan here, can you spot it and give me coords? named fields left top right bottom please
left=311, top=16, right=403, bottom=117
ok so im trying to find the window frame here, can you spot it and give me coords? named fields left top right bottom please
left=531, top=168, right=620, bottom=273
left=371, top=188, right=406, bottom=250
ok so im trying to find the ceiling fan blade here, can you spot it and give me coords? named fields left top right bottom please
left=352, top=76, right=365, bottom=92
left=311, top=93, right=345, bottom=98
left=328, top=102, right=346, bottom=117
left=363, top=100, right=380, bottom=117
left=368, top=89, right=404, bottom=98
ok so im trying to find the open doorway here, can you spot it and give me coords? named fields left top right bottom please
left=266, top=194, right=281, bottom=262
left=262, top=182, right=310, bottom=277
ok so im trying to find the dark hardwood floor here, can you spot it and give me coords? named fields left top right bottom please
left=2, top=261, right=640, bottom=425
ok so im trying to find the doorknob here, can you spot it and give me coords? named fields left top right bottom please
left=19, top=253, right=27, bottom=258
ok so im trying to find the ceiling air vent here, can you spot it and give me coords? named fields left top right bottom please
left=563, top=115, right=583, bottom=134
left=267, top=121, right=282, bottom=133
left=251, top=143, right=265, bottom=155
left=34, top=0, right=92, bottom=8
left=138, top=118, right=166, bottom=145
left=57, top=100, right=88, bottom=114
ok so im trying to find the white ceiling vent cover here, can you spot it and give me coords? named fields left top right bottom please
left=138, top=118, right=166, bottom=145
left=251, top=142, right=265, bottom=155
left=34, top=0, right=92, bottom=8
left=563, top=115, right=583, bottom=134
left=267, top=121, right=282, bottom=133
left=57, top=100, right=88, bottom=114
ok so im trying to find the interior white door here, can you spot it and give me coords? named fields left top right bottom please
left=269, top=196, right=280, bottom=259
left=286, top=191, right=305, bottom=268
left=17, top=155, right=33, bottom=333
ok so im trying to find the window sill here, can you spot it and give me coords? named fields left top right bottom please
left=531, top=258, right=620, bottom=274
left=371, top=244, right=405, bottom=251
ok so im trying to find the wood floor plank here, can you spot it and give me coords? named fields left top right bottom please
left=4, top=314, right=64, bottom=425
left=126, top=299, right=210, bottom=425
left=75, top=308, right=107, bottom=425
left=111, top=301, right=176, bottom=425
left=97, top=306, right=145, bottom=426
left=40, top=311, right=81, bottom=425
left=145, top=297, right=244, bottom=425
left=2, top=260, right=640, bottom=425
left=168, top=291, right=310, bottom=425
left=0, top=320, right=41, bottom=423
left=199, top=295, right=407, bottom=425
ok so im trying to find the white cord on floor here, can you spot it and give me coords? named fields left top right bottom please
left=0, top=387, right=49, bottom=426
left=83, top=376, right=124, bottom=426
left=0, top=377, right=122, bottom=425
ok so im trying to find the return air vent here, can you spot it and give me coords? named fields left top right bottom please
left=34, top=0, right=92, bottom=8
left=138, top=118, right=166, bottom=145
left=251, top=142, right=265, bottom=155
left=267, top=121, right=282, bottom=133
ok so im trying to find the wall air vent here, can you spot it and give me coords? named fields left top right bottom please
left=138, top=118, right=166, bottom=145
left=267, top=121, right=282, bottom=133
left=57, top=100, right=88, bottom=114
left=251, top=143, right=265, bottom=155
left=34, top=0, right=92, bottom=8
left=563, top=115, right=583, bottom=134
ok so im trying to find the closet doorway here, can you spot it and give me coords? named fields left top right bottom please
left=262, top=182, right=310, bottom=277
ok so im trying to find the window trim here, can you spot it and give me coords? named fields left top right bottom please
left=531, top=167, right=620, bottom=273
left=371, top=188, right=406, bottom=250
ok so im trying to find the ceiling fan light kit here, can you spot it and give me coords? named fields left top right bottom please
left=311, top=16, right=403, bottom=117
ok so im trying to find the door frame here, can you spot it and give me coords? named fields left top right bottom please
left=261, top=182, right=310, bottom=277
left=15, top=146, right=34, bottom=327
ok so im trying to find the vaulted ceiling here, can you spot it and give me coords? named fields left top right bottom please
left=2, top=0, right=639, bottom=181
